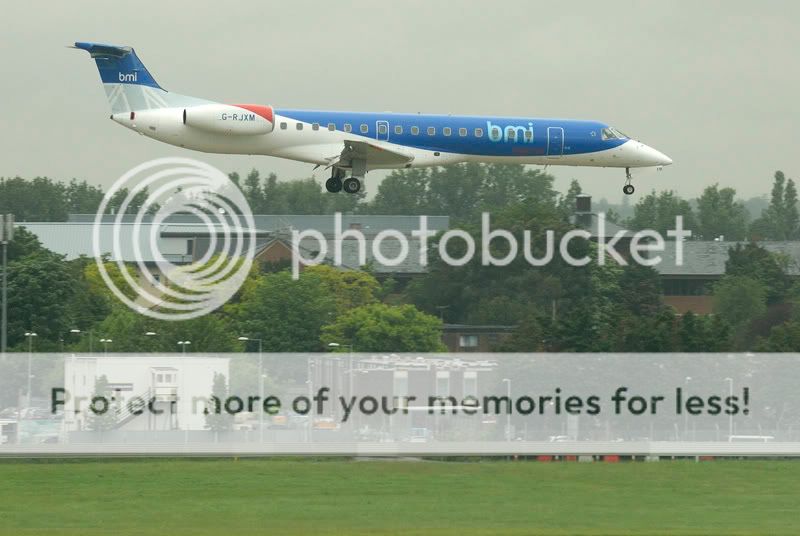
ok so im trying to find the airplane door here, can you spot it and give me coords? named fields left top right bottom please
left=376, top=120, right=389, bottom=141
left=547, top=127, right=564, bottom=157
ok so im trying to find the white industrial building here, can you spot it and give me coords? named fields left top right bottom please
left=63, top=355, right=230, bottom=431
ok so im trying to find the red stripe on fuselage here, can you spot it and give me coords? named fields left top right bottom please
left=231, top=104, right=274, bottom=123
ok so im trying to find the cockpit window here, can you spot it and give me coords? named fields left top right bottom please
left=601, top=127, right=629, bottom=140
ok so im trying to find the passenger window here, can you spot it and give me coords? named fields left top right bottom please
left=395, top=125, right=403, bottom=135
left=344, top=123, right=352, bottom=133
left=411, top=126, right=419, bottom=135
left=360, top=124, right=369, bottom=133
left=280, top=122, right=287, bottom=130
left=427, top=126, right=435, bottom=136
left=507, top=129, right=516, bottom=140
left=459, top=127, right=467, bottom=137
left=524, top=131, right=533, bottom=141
left=327, top=123, right=335, bottom=131
left=491, top=127, right=501, bottom=138
left=443, top=127, right=452, bottom=136
left=378, top=124, right=388, bottom=134
left=474, top=128, right=483, bottom=138
left=312, top=123, right=319, bottom=131
left=296, top=123, right=303, bottom=130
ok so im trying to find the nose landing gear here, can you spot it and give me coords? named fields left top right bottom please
left=622, top=168, right=635, bottom=195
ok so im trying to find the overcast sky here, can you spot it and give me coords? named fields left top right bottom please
left=2, top=0, right=797, bottom=204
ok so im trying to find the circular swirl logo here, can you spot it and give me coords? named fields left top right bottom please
left=92, top=157, right=256, bottom=320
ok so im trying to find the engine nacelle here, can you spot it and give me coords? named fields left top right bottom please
left=183, top=104, right=274, bottom=136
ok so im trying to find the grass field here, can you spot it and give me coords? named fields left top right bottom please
left=0, top=458, right=798, bottom=535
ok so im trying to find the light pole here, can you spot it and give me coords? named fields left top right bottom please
left=238, top=336, right=263, bottom=441
left=177, top=340, right=191, bottom=354
left=684, top=376, right=692, bottom=440
left=69, top=328, right=93, bottom=353
left=328, top=342, right=354, bottom=398
left=502, top=378, right=511, bottom=441
left=1, top=214, right=13, bottom=356
left=725, top=377, right=734, bottom=440
left=99, top=338, right=112, bottom=355
left=24, top=331, right=36, bottom=407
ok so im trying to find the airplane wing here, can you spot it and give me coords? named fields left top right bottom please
left=330, top=140, right=415, bottom=168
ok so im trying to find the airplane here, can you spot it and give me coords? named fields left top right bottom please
left=74, top=42, right=672, bottom=196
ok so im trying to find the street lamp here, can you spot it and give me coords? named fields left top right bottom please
left=684, top=376, right=692, bottom=440
left=724, top=377, right=734, bottom=440
left=177, top=340, right=191, bottom=354
left=502, top=378, right=511, bottom=441
left=24, top=331, right=37, bottom=407
left=99, top=338, right=112, bottom=355
left=238, top=336, right=264, bottom=441
left=69, top=328, right=93, bottom=353
left=328, top=342, right=355, bottom=398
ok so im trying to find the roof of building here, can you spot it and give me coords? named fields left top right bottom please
left=68, top=214, right=450, bottom=236
left=654, top=241, right=800, bottom=277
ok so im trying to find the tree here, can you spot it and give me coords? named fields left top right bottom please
left=712, top=275, right=767, bottom=328
left=626, top=190, right=697, bottom=236
left=750, top=171, right=799, bottom=240
left=233, top=270, right=337, bottom=352
left=725, top=242, right=790, bottom=304
left=696, top=184, right=749, bottom=240
left=369, top=169, right=430, bottom=215
left=85, top=375, right=118, bottom=432
left=205, top=372, right=234, bottom=433
left=6, top=251, right=76, bottom=348
left=321, top=303, right=446, bottom=352
left=304, top=265, right=379, bottom=314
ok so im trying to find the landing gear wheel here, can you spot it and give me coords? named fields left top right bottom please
left=343, top=177, right=362, bottom=194
left=325, top=177, right=342, bottom=193
left=622, top=167, right=634, bottom=195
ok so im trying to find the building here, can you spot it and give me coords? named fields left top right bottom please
left=442, top=324, right=516, bottom=352
left=654, top=241, right=800, bottom=314
left=64, top=355, right=230, bottom=431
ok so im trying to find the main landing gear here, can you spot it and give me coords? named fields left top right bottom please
left=622, top=167, right=635, bottom=195
left=326, top=168, right=361, bottom=194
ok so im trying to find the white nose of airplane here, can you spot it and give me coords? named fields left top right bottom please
left=639, top=142, right=672, bottom=166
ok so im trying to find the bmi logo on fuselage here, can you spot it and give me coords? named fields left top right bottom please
left=486, top=120, right=534, bottom=144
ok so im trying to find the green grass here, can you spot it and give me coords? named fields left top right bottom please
left=0, top=458, right=798, bottom=535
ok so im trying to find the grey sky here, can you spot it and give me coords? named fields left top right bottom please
left=2, top=0, right=797, bottom=204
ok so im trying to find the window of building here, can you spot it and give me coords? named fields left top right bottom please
left=443, top=127, right=452, bottom=136
left=459, top=334, right=479, bottom=348
left=395, top=125, right=403, bottom=135
left=344, top=123, right=352, bottom=133
left=474, top=127, right=483, bottom=137
left=280, top=122, right=287, bottom=130
left=662, top=279, right=710, bottom=296
left=312, top=123, right=319, bottom=131
left=411, top=126, right=419, bottom=135
left=327, top=123, right=336, bottom=131
left=360, top=124, right=369, bottom=133
left=378, top=123, right=388, bottom=135
left=427, top=126, right=436, bottom=136
left=459, top=127, right=467, bottom=137
left=296, top=123, right=303, bottom=130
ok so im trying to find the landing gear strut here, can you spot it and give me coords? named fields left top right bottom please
left=622, top=168, right=635, bottom=195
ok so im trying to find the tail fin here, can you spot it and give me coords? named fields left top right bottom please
left=73, top=42, right=210, bottom=113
